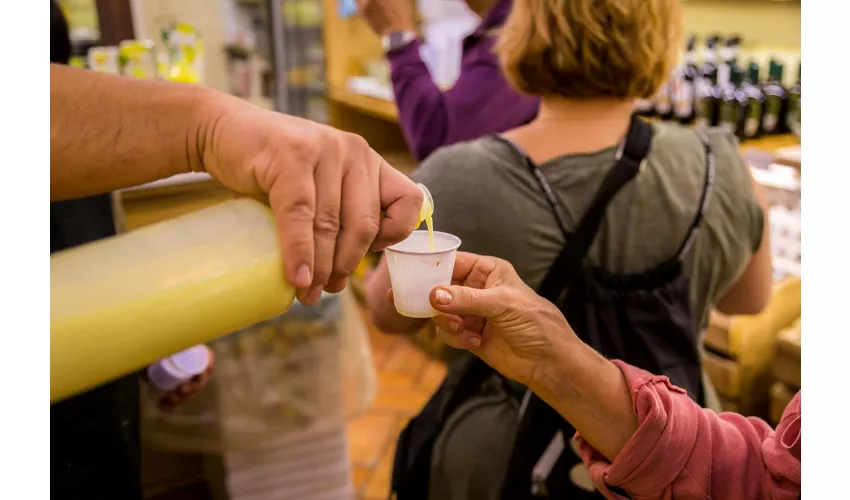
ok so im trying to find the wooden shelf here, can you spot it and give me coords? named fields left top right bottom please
left=740, top=134, right=800, bottom=153
left=329, top=87, right=398, bottom=122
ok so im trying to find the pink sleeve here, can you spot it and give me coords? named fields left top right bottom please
left=574, top=361, right=801, bottom=500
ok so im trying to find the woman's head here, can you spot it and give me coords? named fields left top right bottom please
left=497, top=0, right=682, bottom=101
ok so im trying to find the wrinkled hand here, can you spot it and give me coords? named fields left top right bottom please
left=389, top=253, right=575, bottom=386
left=200, top=97, right=422, bottom=305
left=143, top=347, right=216, bottom=412
left=357, top=0, right=416, bottom=37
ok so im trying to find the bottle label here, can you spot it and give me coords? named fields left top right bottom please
left=763, top=96, right=781, bottom=133
left=745, top=101, right=762, bottom=138
left=720, top=103, right=737, bottom=133
left=636, top=98, right=653, bottom=112
left=673, top=79, right=693, bottom=117
left=786, top=95, right=801, bottom=131
left=763, top=113, right=777, bottom=132
left=655, top=83, right=672, bottom=114
left=717, top=63, right=731, bottom=87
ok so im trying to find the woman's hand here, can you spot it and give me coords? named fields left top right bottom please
left=391, top=252, right=576, bottom=387
left=357, top=0, right=416, bottom=37
left=389, top=252, right=638, bottom=462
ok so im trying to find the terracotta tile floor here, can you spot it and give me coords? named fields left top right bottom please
left=347, top=312, right=446, bottom=500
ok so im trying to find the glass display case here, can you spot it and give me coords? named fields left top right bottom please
left=236, top=0, right=329, bottom=123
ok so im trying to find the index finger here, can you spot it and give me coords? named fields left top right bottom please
left=268, top=164, right=316, bottom=289
left=372, top=161, right=422, bottom=251
left=450, top=252, right=500, bottom=288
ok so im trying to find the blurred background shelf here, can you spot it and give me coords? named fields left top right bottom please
left=329, top=87, right=398, bottom=122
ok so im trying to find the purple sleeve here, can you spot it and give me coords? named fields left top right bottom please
left=388, top=38, right=538, bottom=161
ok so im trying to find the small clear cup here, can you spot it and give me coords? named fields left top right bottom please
left=385, top=230, right=461, bottom=318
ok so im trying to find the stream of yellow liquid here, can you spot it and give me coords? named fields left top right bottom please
left=424, top=214, right=435, bottom=251
left=419, top=187, right=435, bottom=251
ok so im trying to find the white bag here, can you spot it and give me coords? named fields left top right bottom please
left=140, top=289, right=376, bottom=454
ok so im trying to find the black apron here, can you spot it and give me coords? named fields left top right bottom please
left=391, top=116, right=714, bottom=499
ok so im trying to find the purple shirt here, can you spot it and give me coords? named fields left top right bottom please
left=387, top=0, right=539, bottom=161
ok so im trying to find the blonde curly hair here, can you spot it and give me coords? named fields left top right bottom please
left=496, top=0, right=683, bottom=99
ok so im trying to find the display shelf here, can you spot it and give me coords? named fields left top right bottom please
left=329, top=87, right=398, bottom=122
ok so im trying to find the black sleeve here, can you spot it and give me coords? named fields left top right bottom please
left=51, top=0, right=72, bottom=65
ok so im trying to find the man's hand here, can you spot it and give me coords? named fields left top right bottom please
left=357, top=0, right=416, bottom=37
left=49, top=65, right=421, bottom=305
left=199, top=97, right=422, bottom=305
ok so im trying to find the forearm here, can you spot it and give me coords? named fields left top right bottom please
left=716, top=174, right=774, bottom=315
left=528, top=336, right=638, bottom=461
left=50, top=64, right=224, bottom=201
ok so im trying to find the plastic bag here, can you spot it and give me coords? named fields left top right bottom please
left=140, top=289, right=376, bottom=454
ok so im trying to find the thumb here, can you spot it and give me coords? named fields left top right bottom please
left=430, top=285, right=504, bottom=318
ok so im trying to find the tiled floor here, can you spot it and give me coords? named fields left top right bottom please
left=347, top=310, right=446, bottom=500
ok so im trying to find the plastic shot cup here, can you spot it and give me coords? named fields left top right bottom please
left=146, top=344, right=211, bottom=392
left=385, top=230, right=461, bottom=318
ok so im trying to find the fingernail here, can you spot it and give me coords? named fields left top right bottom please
left=435, top=289, right=452, bottom=305
left=447, top=321, right=460, bottom=333
left=295, top=264, right=312, bottom=288
left=468, top=336, right=481, bottom=349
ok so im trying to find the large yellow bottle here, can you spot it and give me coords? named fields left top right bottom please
left=50, top=199, right=296, bottom=403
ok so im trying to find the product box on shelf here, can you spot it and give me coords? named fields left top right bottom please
left=749, top=157, right=801, bottom=280
left=769, top=318, right=800, bottom=426
left=703, top=276, right=800, bottom=418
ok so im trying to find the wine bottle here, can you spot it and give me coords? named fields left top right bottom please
left=673, top=35, right=698, bottom=124
left=741, top=62, right=766, bottom=140
left=636, top=97, right=655, bottom=118
left=786, top=61, right=801, bottom=137
left=654, top=74, right=674, bottom=121
left=761, top=60, right=789, bottom=135
left=719, top=64, right=748, bottom=139
left=694, top=35, right=720, bottom=128
left=695, top=69, right=721, bottom=129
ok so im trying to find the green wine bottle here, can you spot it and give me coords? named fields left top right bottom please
left=674, top=35, right=698, bottom=125
left=761, top=60, right=788, bottom=135
left=719, top=64, right=748, bottom=139
left=787, top=62, right=801, bottom=137
left=741, top=62, right=766, bottom=140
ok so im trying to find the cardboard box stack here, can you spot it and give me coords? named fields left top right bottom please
left=749, top=150, right=801, bottom=281
left=703, top=277, right=801, bottom=417
left=770, top=318, right=801, bottom=426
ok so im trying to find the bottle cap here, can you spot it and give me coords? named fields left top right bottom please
left=147, top=345, right=211, bottom=392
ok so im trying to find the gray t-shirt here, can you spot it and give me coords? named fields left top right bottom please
left=410, top=122, right=763, bottom=500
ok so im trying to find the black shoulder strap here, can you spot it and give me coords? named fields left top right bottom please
left=536, top=115, right=653, bottom=301
left=671, top=130, right=715, bottom=261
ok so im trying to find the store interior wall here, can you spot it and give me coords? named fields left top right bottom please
left=127, top=0, right=801, bottom=94
left=682, top=0, right=800, bottom=50
left=130, top=0, right=232, bottom=92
